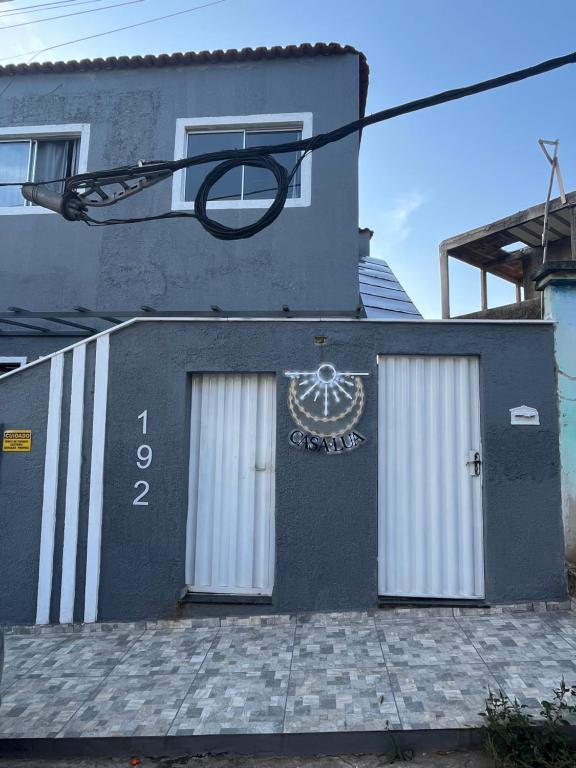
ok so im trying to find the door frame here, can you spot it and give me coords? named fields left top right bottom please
left=184, top=371, right=277, bottom=597
left=376, top=353, right=486, bottom=600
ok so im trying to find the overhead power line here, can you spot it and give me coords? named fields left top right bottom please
left=0, top=0, right=90, bottom=9
left=0, top=0, right=105, bottom=18
left=0, top=0, right=145, bottom=30
left=8, top=47, right=576, bottom=240
left=0, top=0, right=227, bottom=62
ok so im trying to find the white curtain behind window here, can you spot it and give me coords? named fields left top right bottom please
left=34, top=140, right=69, bottom=191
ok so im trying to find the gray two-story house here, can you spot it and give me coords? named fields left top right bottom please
left=0, top=43, right=373, bottom=364
left=0, top=44, right=567, bottom=627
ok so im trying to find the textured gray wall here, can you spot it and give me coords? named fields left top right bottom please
left=0, top=345, right=97, bottom=626
left=0, top=336, right=81, bottom=363
left=0, top=319, right=566, bottom=625
left=0, top=364, right=50, bottom=624
left=98, top=320, right=565, bottom=619
left=0, top=56, right=360, bottom=326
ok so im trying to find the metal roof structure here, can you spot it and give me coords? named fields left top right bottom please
left=359, top=256, right=421, bottom=319
left=0, top=43, right=369, bottom=117
left=0, top=254, right=422, bottom=336
left=0, top=308, right=365, bottom=337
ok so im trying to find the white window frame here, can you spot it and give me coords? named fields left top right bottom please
left=171, top=113, right=312, bottom=212
left=0, top=356, right=27, bottom=375
left=0, top=123, right=90, bottom=216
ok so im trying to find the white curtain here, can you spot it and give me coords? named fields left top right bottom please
left=34, top=140, right=69, bottom=190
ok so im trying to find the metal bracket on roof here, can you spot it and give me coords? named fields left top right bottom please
left=539, top=139, right=566, bottom=263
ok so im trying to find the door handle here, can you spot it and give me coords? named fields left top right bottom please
left=466, top=450, right=482, bottom=476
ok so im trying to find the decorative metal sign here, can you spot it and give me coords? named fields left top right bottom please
left=284, top=363, right=369, bottom=454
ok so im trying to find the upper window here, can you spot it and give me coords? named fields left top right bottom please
left=172, top=113, right=312, bottom=211
left=0, top=138, right=78, bottom=207
left=0, top=124, right=90, bottom=214
left=185, top=129, right=302, bottom=203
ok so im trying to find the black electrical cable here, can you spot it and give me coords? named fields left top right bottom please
left=194, top=152, right=304, bottom=240
left=12, top=48, right=576, bottom=239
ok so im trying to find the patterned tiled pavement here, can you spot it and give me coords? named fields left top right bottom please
left=2, top=611, right=576, bottom=738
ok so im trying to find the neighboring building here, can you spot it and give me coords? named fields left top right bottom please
left=439, top=191, right=576, bottom=320
left=0, top=45, right=567, bottom=626
left=440, top=194, right=576, bottom=567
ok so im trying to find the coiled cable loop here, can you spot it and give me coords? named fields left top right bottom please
left=194, top=154, right=290, bottom=240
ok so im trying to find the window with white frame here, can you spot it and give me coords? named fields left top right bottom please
left=0, top=125, right=90, bottom=212
left=172, top=113, right=312, bottom=210
left=0, top=357, right=27, bottom=375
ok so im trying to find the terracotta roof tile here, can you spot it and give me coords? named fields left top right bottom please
left=0, top=42, right=369, bottom=115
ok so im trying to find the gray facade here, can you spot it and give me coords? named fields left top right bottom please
left=0, top=318, right=566, bottom=626
left=0, top=336, right=81, bottom=361
left=0, top=45, right=567, bottom=627
left=0, top=47, right=362, bottom=342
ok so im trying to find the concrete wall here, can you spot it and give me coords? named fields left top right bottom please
left=543, top=282, right=576, bottom=563
left=0, top=336, right=82, bottom=363
left=0, top=319, right=566, bottom=625
left=0, top=364, right=51, bottom=624
left=458, top=298, right=541, bottom=321
left=0, top=55, right=360, bottom=333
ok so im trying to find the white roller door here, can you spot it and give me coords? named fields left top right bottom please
left=378, top=356, right=484, bottom=599
left=186, top=373, right=276, bottom=595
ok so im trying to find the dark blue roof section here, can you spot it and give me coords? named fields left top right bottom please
left=359, top=256, right=421, bottom=319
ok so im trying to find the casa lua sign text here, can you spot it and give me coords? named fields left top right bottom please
left=284, top=363, right=368, bottom=454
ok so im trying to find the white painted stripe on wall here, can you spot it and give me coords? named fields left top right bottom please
left=59, top=345, right=86, bottom=624
left=83, top=336, right=110, bottom=623
left=35, top=353, right=65, bottom=625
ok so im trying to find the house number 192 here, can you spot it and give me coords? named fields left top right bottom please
left=133, top=410, right=152, bottom=506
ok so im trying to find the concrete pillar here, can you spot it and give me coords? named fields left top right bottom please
left=533, top=261, right=576, bottom=562
left=440, top=246, right=450, bottom=319
left=358, top=227, right=373, bottom=260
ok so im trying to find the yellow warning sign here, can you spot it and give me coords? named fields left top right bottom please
left=3, top=429, right=32, bottom=452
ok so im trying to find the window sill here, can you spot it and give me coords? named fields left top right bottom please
left=171, top=197, right=310, bottom=212
left=182, top=592, right=273, bottom=605
left=0, top=207, right=57, bottom=216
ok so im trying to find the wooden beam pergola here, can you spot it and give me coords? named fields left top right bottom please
left=439, top=192, right=576, bottom=318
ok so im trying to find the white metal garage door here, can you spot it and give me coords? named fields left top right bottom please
left=378, top=356, right=484, bottom=599
left=186, top=373, right=276, bottom=595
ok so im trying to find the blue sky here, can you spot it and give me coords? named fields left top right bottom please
left=2, top=0, right=576, bottom=317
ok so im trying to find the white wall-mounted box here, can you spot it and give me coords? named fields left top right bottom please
left=510, top=405, right=540, bottom=426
